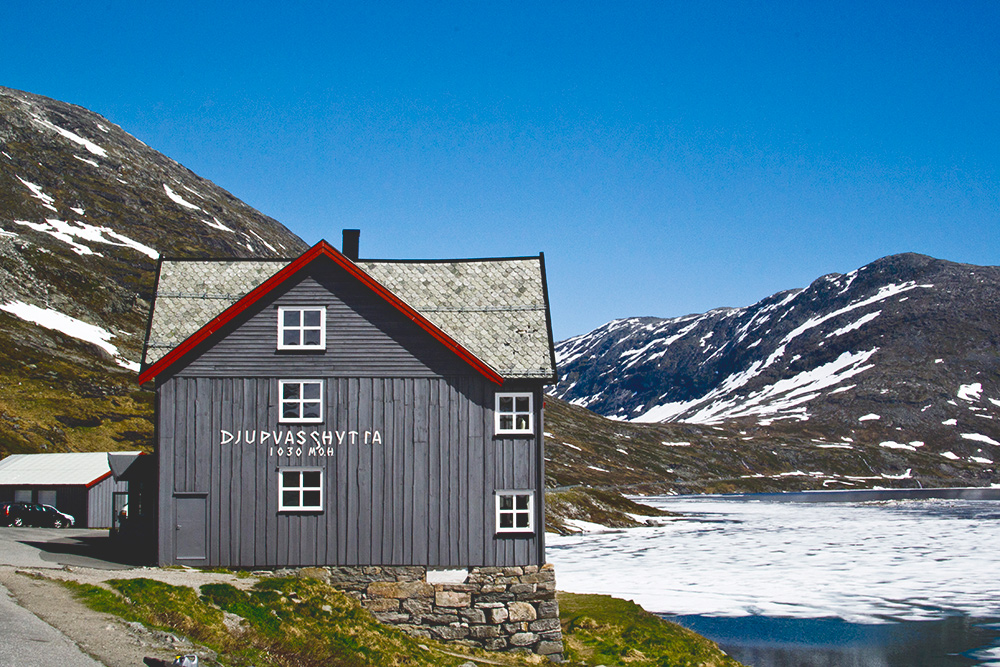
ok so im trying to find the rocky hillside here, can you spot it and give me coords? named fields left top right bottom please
left=0, top=86, right=307, bottom=457
left=549, top=254, right=1000, bottom=491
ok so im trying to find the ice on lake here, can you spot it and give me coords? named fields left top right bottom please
left=547, top=496, right=1000, bottom=625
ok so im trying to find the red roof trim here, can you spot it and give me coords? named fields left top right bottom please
left=139, top=241, right=503, bottom=385
left=85, top=470, right=113, bottom=489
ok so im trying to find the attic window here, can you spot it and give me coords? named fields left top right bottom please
left=495, top=392, right=533, bottom=434
left=277, top=307, right=326, bottom=350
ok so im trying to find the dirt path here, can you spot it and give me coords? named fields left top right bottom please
left=0, top=566, right=257, bottom=667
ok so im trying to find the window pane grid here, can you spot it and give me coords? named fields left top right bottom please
left=495, top=492, right=533, bottom=533
left=279, top=468, right=323, bottom=512
left=277, top=307, right=326, bottom=350
left=279, top=380, right=323, bottom=423
left=495, top=392, right=533, bottom=434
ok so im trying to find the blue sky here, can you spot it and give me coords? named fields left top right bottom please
left=4, top=1, right=998, bottom=340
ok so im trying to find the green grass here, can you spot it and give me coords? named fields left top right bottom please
left=61, top=576, right=538, bottom=667
left=558, top=592, right=745, bottom=667
left=59, top=575, right=748, bottom=667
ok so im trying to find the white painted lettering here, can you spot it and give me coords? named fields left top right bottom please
left=261, top=431, right=271, bottom=445
left=350, top=430, right=358, bottom=444
left=322, top=430, right=333, bottom=445
left=284, top=431, right=295, bottom=445
left=221, top=430, right=234, bottom=445
left=336, top=431, right=346, bottom=444
left=327, top=447, right=334, bottom=456
left=372, top=431, right=382, bottom=445
left=310, top=432, right=321, bottom=445
left=295, top=447, right=302, bottom=457
left=244, top=430, right=256, bottom=445
left=296, top=431, right=306, bottom=445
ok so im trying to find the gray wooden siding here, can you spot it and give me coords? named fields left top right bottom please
left=157, top=376, right=545, bottom=568
left=174, top=263, right=474, bottom=378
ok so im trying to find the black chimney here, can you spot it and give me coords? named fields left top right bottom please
left=342, top=229, right=360, bottom=261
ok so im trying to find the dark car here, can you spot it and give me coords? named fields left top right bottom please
left=1, top=502, right=75, bottom=528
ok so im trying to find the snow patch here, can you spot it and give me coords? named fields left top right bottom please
left=13, top=218, right=158, bottom=259
left=941, top=451, right=960, bottom=460
left=73, top=155, right=99, bottom=168
left=17, top=177, right=58, bottom=212
left=942, top=418, right=958, bottom=426
left=164, top=185, right=202, bottom=211
left=33, top=116, right=107, bottom=156
left=961, top=433, right=1000, bottom=447
left=958, top=383, right=983, bottom=402
left=858, top=414, right=880, bottom=422
left=0, top=301, right=138, bottom=371
left=203, top=217, right=234, bottom=232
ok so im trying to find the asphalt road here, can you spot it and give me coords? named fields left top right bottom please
left=0, top=526, right=135, bottom=570
left=0, top=580, right=104, bottom=667
left=0, top=526, right=133, bottom=667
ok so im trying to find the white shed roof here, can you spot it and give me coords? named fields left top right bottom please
left=0, top=452, right=138, bottom=487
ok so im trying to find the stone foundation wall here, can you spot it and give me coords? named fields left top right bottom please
left=293, top=564, right=563, bottom=662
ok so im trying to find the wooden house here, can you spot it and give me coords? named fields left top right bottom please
left=139, top=232, right=557, bottom=569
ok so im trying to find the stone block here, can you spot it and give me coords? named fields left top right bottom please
left=509, top=632, right=539, bottom=647
left=529, top=618, right=561, bottom=633
left=508, top=601, right=537, bottom=622
left=372, top=612, right=411, bottom=624
left=483, top=638, right=508, bottom=651
left=509, top=583, right=535, bottom=596
left=435, top=590, right=472, bottom=608
left=504, top=622, right=528, bottom=633
left=402, top=598, right=434, bottom=616
left=474, top=602, right=505, bottom=609
left=479, top=584, right=507, bottom=594
left=501, top=566, right=525, bottom=576
left=522, top=571, right=554, bottom=584
left=368, top=581, right=434, bottom=599
left=523, top=565, right=539, bottom=574
left=475, top=567, right=503, bottom=575
left=431, top=625, right=470, bottom=640
left=468, top=625, right=501, bottom=639
left=460, top=608, right=486, bottom=624
left=486, top=606, right=508, bottom=624
left=537, top=640, right=564, bottom=655
left=361, top=598, right=400, bottom=613
left=422, top=613, right=461, bottom=625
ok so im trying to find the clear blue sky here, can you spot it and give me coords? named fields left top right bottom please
left=4, top=1, right=998, bottom=340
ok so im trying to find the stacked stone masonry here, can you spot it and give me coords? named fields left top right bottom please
left=289, top=564, right=564, bottom=662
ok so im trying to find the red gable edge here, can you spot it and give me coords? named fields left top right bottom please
left=138, top=240, right=504, bottom=386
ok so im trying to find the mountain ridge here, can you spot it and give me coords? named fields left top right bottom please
left=0, top=86, right=307, bottom=457
left=548, top=251, right=1000, bottom=491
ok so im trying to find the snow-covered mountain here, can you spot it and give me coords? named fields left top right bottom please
left=0, top=86, right=307, bottom=457
left=550, top=253, right=1000, bottom=480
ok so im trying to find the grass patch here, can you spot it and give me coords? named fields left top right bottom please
left=61, top=576, right=538, bottom=667
left=558, top=592, right=745, bottom=667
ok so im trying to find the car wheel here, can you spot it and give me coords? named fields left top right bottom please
left=53, top=519, right=64, bottom=528
left=12, top=517, right=23, bottom=527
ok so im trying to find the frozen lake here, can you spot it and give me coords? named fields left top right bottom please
left=547, top=493, right=1000, bottom=666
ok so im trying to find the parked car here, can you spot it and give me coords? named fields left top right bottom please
left=1, top=502, right=75, bottom=528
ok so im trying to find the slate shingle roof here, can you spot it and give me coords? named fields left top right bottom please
left=143, top=255, right=556, bottom=380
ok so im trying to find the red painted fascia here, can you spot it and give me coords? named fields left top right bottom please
left=138, top=240, right=503, bottom=385
left=85, top=470, right=113, bottom=489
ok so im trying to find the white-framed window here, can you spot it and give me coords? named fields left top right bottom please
left=495, top=392, right=533, bottom=434
left=278, top=380, right=323, bottom=423
left=279, top=468, right=323, bottom=512
left=277, top=306, right=326, bottom=350
left=495, top=490, right=534, bottom=533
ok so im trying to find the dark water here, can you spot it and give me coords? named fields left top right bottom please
left=665, top=614, right=1000, bottom=667
left=656, top=489, right=1000, bottom=667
